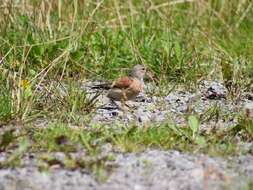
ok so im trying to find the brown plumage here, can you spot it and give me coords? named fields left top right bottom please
left=92, top=65, right=146, bottom=102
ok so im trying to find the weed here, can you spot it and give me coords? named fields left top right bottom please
left=0, top=78, right=12, bottom=121
left=0, top=0, right=252, bottom=177
left=0, top=0, right=252, bottom=122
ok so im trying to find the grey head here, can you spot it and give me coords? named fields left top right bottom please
left=128, top=64, right=146, bottom=80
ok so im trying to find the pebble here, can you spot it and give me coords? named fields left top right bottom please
left=1, top=80, right=253, bottom=190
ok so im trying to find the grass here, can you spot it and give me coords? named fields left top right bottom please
left=0, top=0, right=253, bottom=177
left=0, top=80, right=12, bottom=122
left=0, top=0, right=252, bottom=121
left=0, top=116, right=252, bottom=180
left=2, top=118, right=252, bottom=157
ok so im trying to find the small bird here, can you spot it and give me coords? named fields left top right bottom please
left=92, top=64, right=146, bottom=107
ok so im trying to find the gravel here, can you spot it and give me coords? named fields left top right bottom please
left=0, top=150, right=253, bottom=190
left=89, top=80, right=252, bottom=129
left=1, top=80, right=253, bottom=190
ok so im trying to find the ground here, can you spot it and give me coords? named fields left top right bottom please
left=1, top=80, right=253, bottom=190
left=0, top=0, right=253, bottom=189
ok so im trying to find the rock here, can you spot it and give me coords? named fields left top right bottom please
left=199, top=80, right=227, bottom=100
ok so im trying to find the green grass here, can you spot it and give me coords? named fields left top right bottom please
left=2, top=120, right=250, bottom=157
left=0, top=83, right=12, bottom=122
left=0, top=0, right=253, bottom=173
left=0, top=0, right=252, bottom=121
left=0, top=117, right=252, bottom=176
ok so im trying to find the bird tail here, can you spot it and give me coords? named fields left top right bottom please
left=89, top=82, right=112, bottom=90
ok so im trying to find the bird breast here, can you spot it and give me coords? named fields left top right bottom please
left=129, top=78, right=143, bottom=93
left=107, top=78, right=143, bottom=101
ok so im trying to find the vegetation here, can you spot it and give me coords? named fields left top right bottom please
left=0, top=0, right=253, bottom=174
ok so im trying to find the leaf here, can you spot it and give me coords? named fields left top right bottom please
left=29, top=69, right=37, bottom=76
left=21, top=80, right=32, bottom=99
left=195, top=136, right=206, bottom=146
left=188, top=115, right=199, bottom=139
left=174, top=41, right=182, bottom=61
left=0, top=84, right=12, bottom=121
left=24, top=87, right=33, bottom=99
left=162, top=38, right=172, bottom=56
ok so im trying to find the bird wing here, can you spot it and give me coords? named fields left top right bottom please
left=90, top=82, right=112, bottom=90
left=112, top=76, right=133, bottom=89
left=90, top=77, right=133, bottom=90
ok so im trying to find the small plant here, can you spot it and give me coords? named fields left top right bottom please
left=188, top=115, right=206, bottom=146
left=0, top=137, right=29, bottom=168
left=220, top=56, right=233, bottom=92
left=188, top=115, right=199, bottom=139
left=0, top=81, right=12, bottom=122
left=232, top=104, right=253, bottom=140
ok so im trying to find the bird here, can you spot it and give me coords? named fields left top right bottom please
left=91, top=64, right=146, bottom=108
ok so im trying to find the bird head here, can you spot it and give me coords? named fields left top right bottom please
left=128, top=64, right=146, bottom=80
